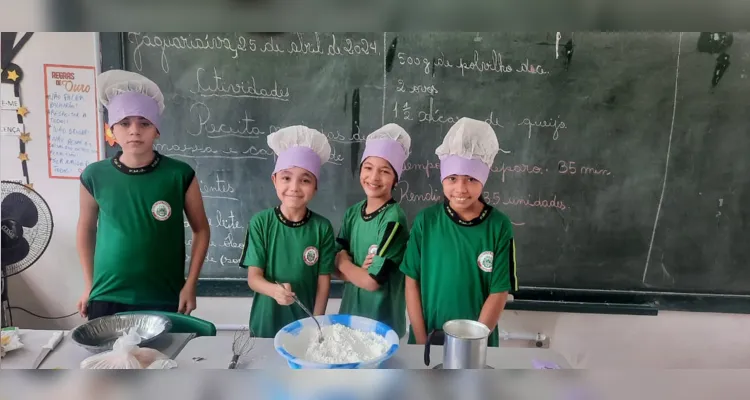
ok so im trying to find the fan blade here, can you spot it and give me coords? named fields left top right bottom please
left=1, top=237, right=30, bottom=269
left=1, top=192, right=39, bottom=227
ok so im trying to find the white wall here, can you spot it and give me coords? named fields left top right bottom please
left=3, top=32, right=750, bottom=369
left=1, top=32, right=99, bottom=330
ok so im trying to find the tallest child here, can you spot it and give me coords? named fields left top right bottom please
left=400, top=117, right=518, bottom=347
left=77, top=70, right=211, bottom=320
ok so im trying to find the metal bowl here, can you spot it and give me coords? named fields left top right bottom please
left=71, top=314, right=173, bottom=353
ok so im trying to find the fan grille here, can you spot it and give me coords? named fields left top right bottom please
left=1, top=181, right=54, bottom=276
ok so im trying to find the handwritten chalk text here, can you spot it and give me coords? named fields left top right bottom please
left=188, top=102, right=266, bottom=139
left=397, top=50, right=548, bottom=77
left=129, top=32, right=379, bottom=73
left=518, top=117, right=567, bottom=140
left=557, top=161, right=612, bottom=176
left=484, top=192, right=568, bottom=211
left=191, top=67, right=290, bottom=101
left=396, top=79, right=439, bottom=95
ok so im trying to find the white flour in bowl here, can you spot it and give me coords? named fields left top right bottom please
left=303, top=323, right=389, bottom=364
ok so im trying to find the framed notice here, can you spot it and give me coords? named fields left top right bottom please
left=44, top=64, right=100, bottom=179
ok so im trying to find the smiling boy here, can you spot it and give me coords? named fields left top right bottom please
left=240, top=125, right=335, bottom=338
left=399, top=117, right=518, bottom=347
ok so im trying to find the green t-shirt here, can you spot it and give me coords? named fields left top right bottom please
left=399, top=200, right=518, bottom=347
left=80, top=151, right=195, bottom=306
left=240, top=207, right=335, bottom=338
left=336, top=199, right=409, bottom=338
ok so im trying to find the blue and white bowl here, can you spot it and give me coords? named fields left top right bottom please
left=274, top=314, right=400, bottom=369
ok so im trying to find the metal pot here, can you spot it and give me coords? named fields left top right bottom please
left=424, top=319, right=490, bottom=369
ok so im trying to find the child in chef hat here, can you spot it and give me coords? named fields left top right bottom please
left=78, top=70, right=210, bottom=320
left=240, top=125, right=336, bottom=338
left=335, top=123, right=412, bottom=338
left=400, top=117, right=518, bottom=348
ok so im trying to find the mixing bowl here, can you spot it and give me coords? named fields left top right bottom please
left=274, top=314, right=399, bottom=369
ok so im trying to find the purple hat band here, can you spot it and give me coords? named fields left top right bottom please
left=273, top=146, right=323, bottom=179
left=360, top=139, right=408, bottom=180
left=440, top=155, right=491, bottom=185
left=107, top=92, right=161, bottom=132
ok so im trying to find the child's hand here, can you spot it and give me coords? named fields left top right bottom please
left=335, top=250, right=351, bottom=267
left=273, top=282, right=295, bottom=306
left=362, top=254, right=375, bottom=269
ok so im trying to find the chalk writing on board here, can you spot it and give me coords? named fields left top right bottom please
left=268, top=125, right=367, bottom=144
left=484, top=193, right=568, bottom=210
left=518, top=117, right=567, bottom=140
left=557, top=161, right=612, bottom=176
left=396, top=180, right=569, bottom=211
left=129, top=32, right=380, bottom=74
left=199, top=173, right=237, bottom=200
left=185, top=203, right=246, bottom=266
left=186, top=249, right=242, bottom=267
left=403, top=160, right=547, bottom=182
left=158, top=143, right=274, bottom=160
left=188, top=102, right=266, bottom=139
left=328, top=145, right=346, bottom=166
left=130, top=32, right=247, bottom=73
left=191, top=67, right=290, bottom=101
left=397, top=50, right=549, bottom=77
left=496, top=163, right=545, bottom=182
left=392, top=99, right=508, bottom=140
left=396, top=79, right=439, bottom=95
left=186, top=209, right=244, bottom=231
left=397, top=181, right=442, bottom=203
left=44, top=65, right=99, bottom=179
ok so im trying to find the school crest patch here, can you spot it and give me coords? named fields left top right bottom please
left=368, top=244, right=379, bottom=255
left=303, top=246, right=319, bottom=266
left=151, top=201, right=172, bottom=221
left=477, top=251, right=493, bottom=272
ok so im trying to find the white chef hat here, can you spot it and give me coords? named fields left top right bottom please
left=435, top=117, right=500, bottom=186
left=97, top=69, right=165, bottom=132
left=267, top=125, right=332, bottom=180
left=360, top=123, right=411, bottom=180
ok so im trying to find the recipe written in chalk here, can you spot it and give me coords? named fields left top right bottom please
left=44, top=65, right=100, bottom=179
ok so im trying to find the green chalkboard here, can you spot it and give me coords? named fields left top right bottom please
left=98, top=32, right=750, bottom=314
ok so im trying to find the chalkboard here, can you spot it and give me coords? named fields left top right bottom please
left=99, top=32, right=750, bottom=314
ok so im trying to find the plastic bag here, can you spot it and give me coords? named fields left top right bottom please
left=81, top=328, right=169, bottom=369
left=133, top=347, right=169, bottom=367
left=0, top=327, right=24, bottom=358
left=146, top=358, right=179, bottom=369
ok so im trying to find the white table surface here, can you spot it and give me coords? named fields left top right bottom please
left=174, top=336, right=572, bottom=369
left=0, top=329, right=195, bottom=369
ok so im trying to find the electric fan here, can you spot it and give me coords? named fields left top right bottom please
left=1, top=181, right=54, bottom=327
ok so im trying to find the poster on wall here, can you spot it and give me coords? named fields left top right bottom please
left=43, top=64, right=100, bottom=179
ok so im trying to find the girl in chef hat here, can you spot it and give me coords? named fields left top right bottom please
left=399, top=117, right=518, bottom=348
left=240, top=125, right=336, bottom=338
left=334, top=123, right=412, bottom=339
left=77, top=70, right=210, bottom=320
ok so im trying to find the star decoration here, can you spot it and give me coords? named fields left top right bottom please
left=18, top=153, right=28, bottom=161
left=19, top=132, right=31, bottom=143
left=6, top=69, right=19, bottom=81
left=17, top=106, right=29, bottom=117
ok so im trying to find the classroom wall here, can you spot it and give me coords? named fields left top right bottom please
left=3, top=32, right=750, bottom=369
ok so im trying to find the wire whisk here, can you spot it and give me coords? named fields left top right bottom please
left=228, top=327, right=254, bottom=369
